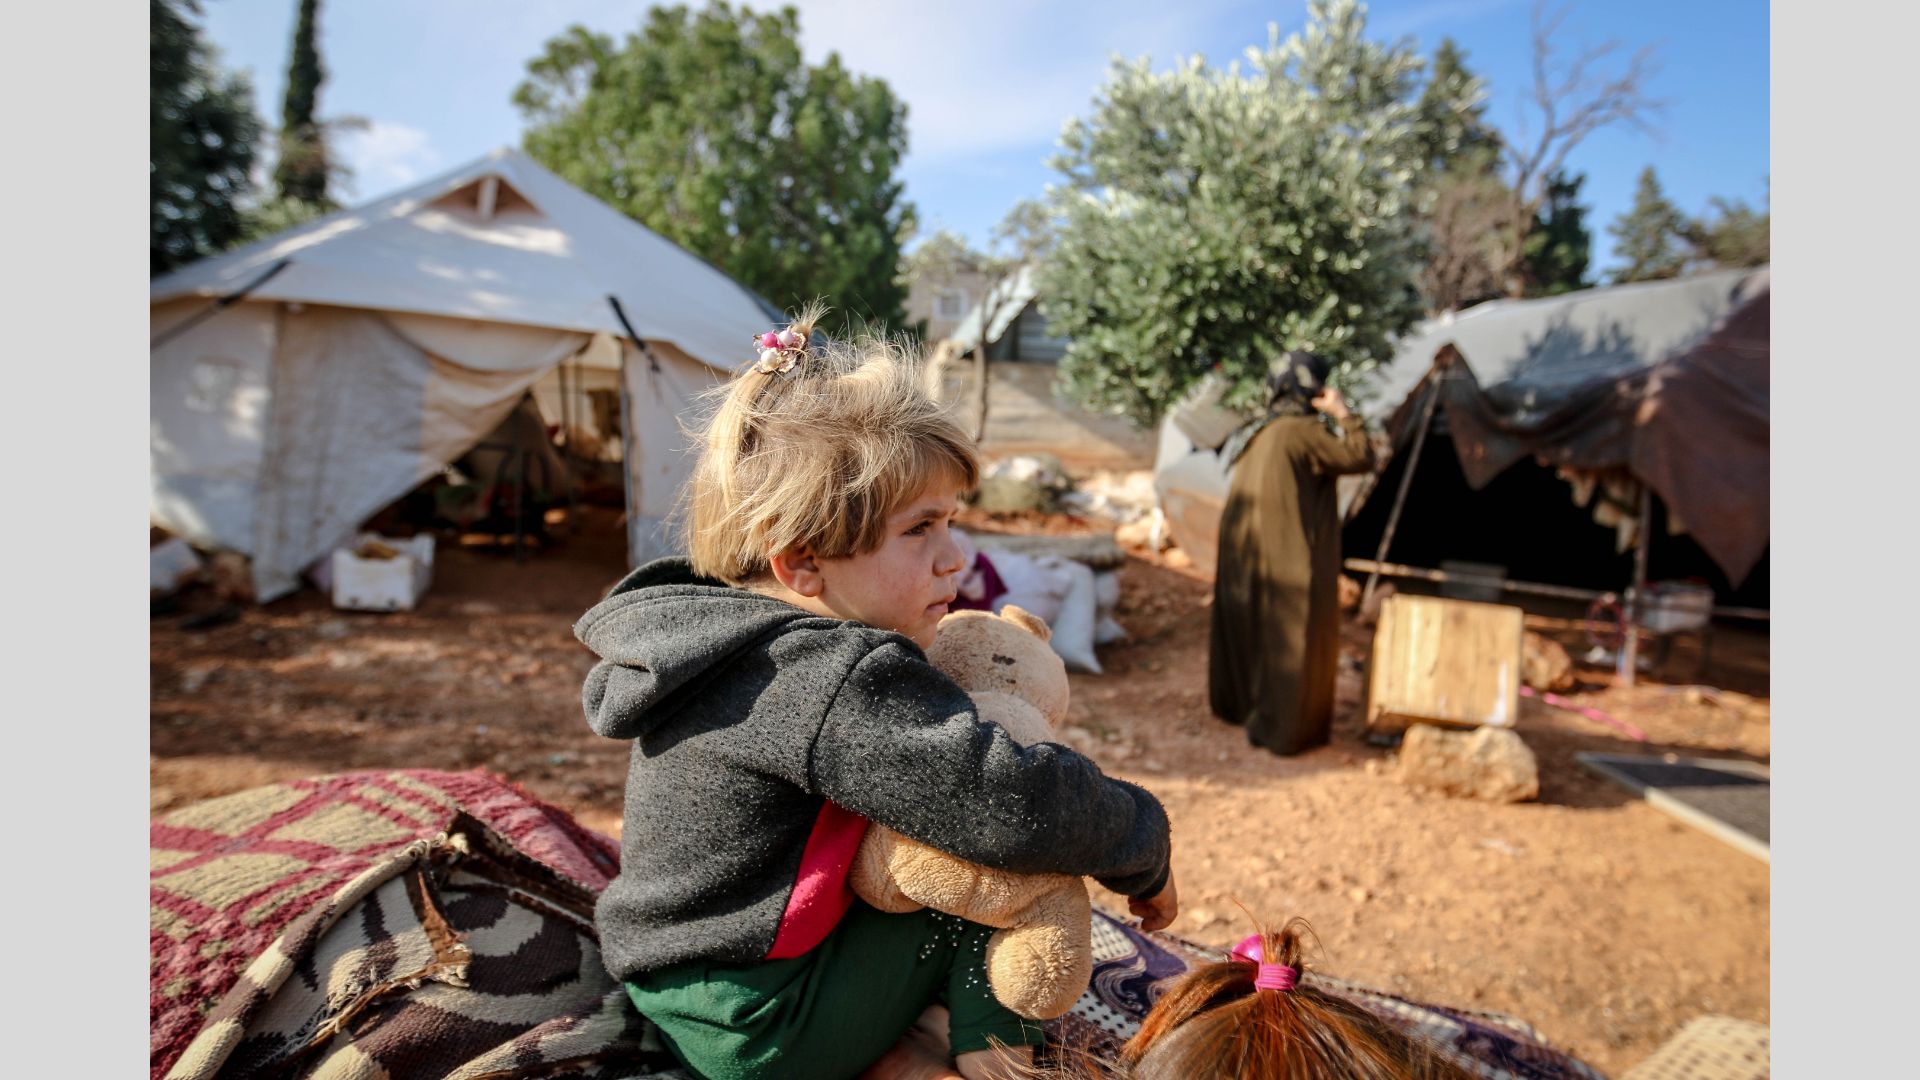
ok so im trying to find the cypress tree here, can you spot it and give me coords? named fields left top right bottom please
left=1414, top=38, right=1500, bottom=173
left=1412, top=37, right=1510, bottom=314
left=273, top=0, right=330, bottom=206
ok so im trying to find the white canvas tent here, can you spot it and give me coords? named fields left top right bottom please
left=151, top=148, right=778, bottom=600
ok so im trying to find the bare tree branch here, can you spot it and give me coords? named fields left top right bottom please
left=1489, top=0, right=1663, bottom=295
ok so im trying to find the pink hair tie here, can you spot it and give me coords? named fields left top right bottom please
left=1230, top=934, right=1299, bottom=992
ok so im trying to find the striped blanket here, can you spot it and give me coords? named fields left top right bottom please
left=152, top=770, right=1604, bottom=1079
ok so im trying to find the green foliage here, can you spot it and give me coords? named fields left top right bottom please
left=273, top=0, right=332, bottom=206
left=1521, top=170, right=1591, bottom=296
left=514, top=2, right=915, bottom=337
left=1607, top=166, right=1692, bottom=283
left=1412, top=38, right=1500, bottom=174
left=1039, top=0, right=1425, bottom=427
left=1686, top=188, right=1769, bottom=269
left=1409, top=37, right=1511, bottom=313
left=990, top=198, right=1058, bottom=268
left=151, top=0, right=263, bottom=275
left=237, top=194, right=330, bottom=245
left=904, top=230, right=982, bottom=287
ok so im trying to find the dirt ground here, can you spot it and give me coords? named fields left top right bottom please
left=150, top=504, right=1769, bottom=1077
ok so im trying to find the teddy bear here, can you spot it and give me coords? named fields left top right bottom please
left=847, top=604, right=1094, bottom=1021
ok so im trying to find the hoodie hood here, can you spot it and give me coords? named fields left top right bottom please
left=574, top=558, right=821, bottom=740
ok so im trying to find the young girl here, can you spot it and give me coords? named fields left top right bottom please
left=1066, top=918, right=1476, bottom=1080
left=573, top=309, right=1177, bottom=1080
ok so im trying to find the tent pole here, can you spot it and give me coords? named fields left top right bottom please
left=1618, top=483, right=1654, bottom=687
left=1362, top=352, right=1447, bottom=609
left=559, top=357, right=578, bottom=531
left=558, top=355, right=570, bottom=461
left=1346, top=558, right=1606, bottom=603
left=150, top=258, right=293, bottom=351
left=616, top=340, right=640, bottom=568
left=512, top=447, right=528, bottom=565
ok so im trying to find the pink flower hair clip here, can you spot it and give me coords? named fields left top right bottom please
left=753, top=327, right=808, bottom=374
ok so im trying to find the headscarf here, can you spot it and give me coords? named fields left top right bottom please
left=1264, top=350, right=1333, bottom=416
left=1221, top=350, right=1334, bottom=467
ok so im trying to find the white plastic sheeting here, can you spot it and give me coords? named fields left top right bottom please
left=152, top=297, right=728, bottom=600
left=149, top=147, right=763, bottom=599
left=151, top=299, right=279, bottom=552
left=385, top=311, right=593, bottom=373
left=620, top=340, right=718, bottom=567
left=150, top=148, right=777, bottom=368
left=947, top=264, right=1038, bottom=355
left=248, top=307, right=576, bottom=600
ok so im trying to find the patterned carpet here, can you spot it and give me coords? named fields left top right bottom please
left=153, top=769, right=1608, bottom=1079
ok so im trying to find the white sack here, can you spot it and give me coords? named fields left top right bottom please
left=985, top=548, right=1073, bottom=627
left=1043, top=557, right=1103, bottom=675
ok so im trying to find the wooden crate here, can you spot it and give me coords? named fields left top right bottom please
left=1365, top=593, right=1523, bottom=734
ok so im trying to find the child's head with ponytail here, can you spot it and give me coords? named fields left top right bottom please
left=1046, top=917, right=1475, bottom=1080
left=1118, top=918, right=1473, bottom=1079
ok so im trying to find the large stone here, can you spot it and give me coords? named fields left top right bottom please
left=1115, top=510, right=1170, bottom=552
left=973, top=454, right=1072, bottom=513
left=1394, top=723, right=1540, bottom=803
left=1337, top=574, right=1362, bottom=612
left=1358, top=580, right=1396, bottom=625
left=207, top=551, right=255, bottom=605
left=1523, top=632, right=1575, bottom=692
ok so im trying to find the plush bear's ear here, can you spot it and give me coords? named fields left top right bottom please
left=1000, top=605, right=1052, bottom=643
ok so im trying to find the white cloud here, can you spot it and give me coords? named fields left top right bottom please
left=787, top=0, right=1251, bottom=161
left=457, top=0, right=1266, bottom=164
left=336, top=121, right=444, bottom=200
left=472, top=0, right=1261, bottom=163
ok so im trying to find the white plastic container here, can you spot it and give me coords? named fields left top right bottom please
left=330, top=533, right=434, bottom=612
left=1641, top=581, right=1713, bottom=634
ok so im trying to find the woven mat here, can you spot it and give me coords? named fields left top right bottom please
left=154, top=769, right=1606, bottom=1080
left=1621, top=1016, right=1769, bottom=1080
left=150, top=770, right=629, bottom=1079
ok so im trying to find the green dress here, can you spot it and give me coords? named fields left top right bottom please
left=1209, top=412, right=1375, bottom=754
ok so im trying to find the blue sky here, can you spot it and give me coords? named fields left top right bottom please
left=197, top=0, right=1767, bottom=277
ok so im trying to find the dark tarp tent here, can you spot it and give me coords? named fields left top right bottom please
left=1361, top=266, right=1770, bottom=591
left=1152, top=267, right=1770, bottom=605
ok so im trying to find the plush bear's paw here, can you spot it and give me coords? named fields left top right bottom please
left=850, top=827, right=926, bottom=914
left=982, top=888, right=1094, bottom=1020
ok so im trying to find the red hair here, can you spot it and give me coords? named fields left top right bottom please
left=1051, top=918, right=1474, bottom=1079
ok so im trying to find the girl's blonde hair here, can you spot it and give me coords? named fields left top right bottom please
left=684, top=304, right=979, bottom=584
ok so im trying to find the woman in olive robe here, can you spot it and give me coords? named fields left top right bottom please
left=1208, top=351, right=1375, bottom=755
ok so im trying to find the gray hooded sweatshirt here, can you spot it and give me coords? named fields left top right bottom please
left=574, top=558, right=1172, bottom=982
